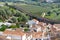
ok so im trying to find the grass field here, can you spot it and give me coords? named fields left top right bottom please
left=15, top=4, right=52, bottom=17
left=11, top=3, right=60, bottom=20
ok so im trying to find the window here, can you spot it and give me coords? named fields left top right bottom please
left=43, top=39, right=49, bottom=40
left=31, top=39, right=33, bottom=40
left=39, top=39, right=41, bottom=40
left=36, top=39, right=37, bottom=40
left=47, top=39, right=49, bottom=40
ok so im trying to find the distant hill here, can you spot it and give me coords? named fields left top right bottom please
left=0, top=0, right=24, bottom=2
left=0, top=0, right=60, bottom=3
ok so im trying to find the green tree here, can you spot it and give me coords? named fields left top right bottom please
left=11, top=17, right=17, bottom=23
left=0, top=24, right=7, bottom=31
left=16, top=23, right=20, bottom=28
left=24, top=27, right=29, bottom=32
left=9, top=25, right=17, bottom=28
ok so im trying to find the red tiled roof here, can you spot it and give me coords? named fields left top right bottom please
left=54, top=24, right=60, bottom=27
left=3, top=29, right=25, bottom=36
left=32, top=32, right=42, bottom=38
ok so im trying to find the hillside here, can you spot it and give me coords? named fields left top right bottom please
left=0, top=6, right=29, bottom=23
left=0, top=3, right=60, bottom=23
left=12, top=3, right=60, bottom=21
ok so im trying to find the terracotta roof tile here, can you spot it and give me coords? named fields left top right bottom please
left=33, top=19, right=39, bottom=22
left=3, top=29, right=25, bottom=36
left=54, top=24, right=60, bottom=27
left=32, top=32, right=42, bottom=38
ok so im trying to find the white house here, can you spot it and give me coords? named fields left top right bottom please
left=31, top=31, right=51, bottom=40
left=32, top=32, right=42, bottom=40
left=26, top=20, right=36, bottom=28
left=0, top=22, right=12, bottom=26
left=3, top=29, right=26, bottom=40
